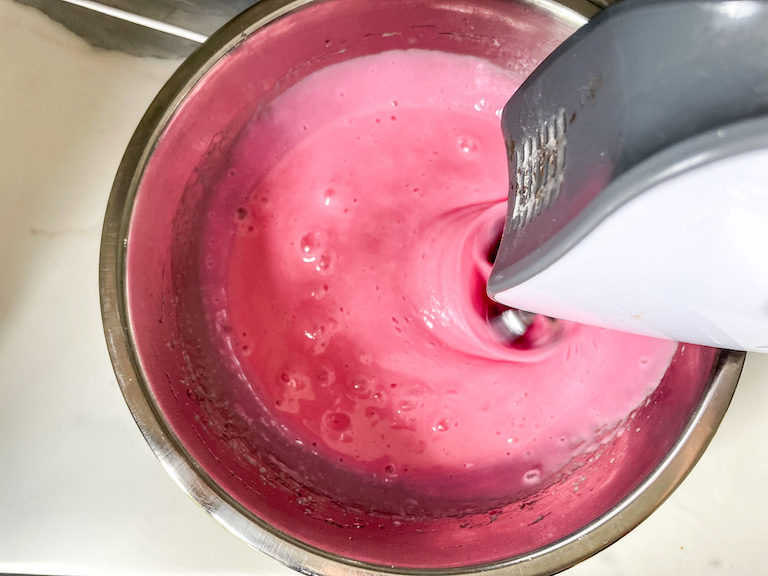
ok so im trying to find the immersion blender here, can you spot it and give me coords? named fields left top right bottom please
left=488, top=0, right=768, bottom=352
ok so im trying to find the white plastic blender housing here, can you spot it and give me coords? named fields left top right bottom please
left=488, top=0, right=768, bottom=352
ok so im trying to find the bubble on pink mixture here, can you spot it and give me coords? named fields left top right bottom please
left=314, top=250, right=337, bottom=275
left=350, top=375, right=374, bottom=399
left=315, top=366, right=336, bottom=387
left=523, top=468, right=542, bottom=485
left=458, top=136, right=478, bottom=154
left=300, top=231, right=323, bottom=262
left=433, top=419, right=451, bottom=432
left=278, top=370, right=307, bottom=391
left=310, top=283, right=330, bottom=300
left=324, top=411, right=352, bottom=432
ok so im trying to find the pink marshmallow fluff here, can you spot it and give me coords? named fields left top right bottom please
left=201, top=50, right=677, bottom=498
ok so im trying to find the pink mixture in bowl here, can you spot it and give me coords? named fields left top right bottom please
left=113, top=0, right=729, bottom=569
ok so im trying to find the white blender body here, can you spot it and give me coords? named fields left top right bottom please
left=493, top=139, right=768, bottom=351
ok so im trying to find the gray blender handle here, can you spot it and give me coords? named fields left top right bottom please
left=489, top=0, right=768, bottom=294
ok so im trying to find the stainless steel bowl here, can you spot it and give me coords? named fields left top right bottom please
left=99, top=0, right=745, bottom=574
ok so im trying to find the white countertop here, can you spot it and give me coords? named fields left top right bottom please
left=2, top=2, right=768, bottom=574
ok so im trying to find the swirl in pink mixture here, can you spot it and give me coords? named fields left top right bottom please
left=219, top=50, right=677, bottom=494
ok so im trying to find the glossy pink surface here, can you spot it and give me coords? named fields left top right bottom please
left=219, top=51, right=677, bottom=495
